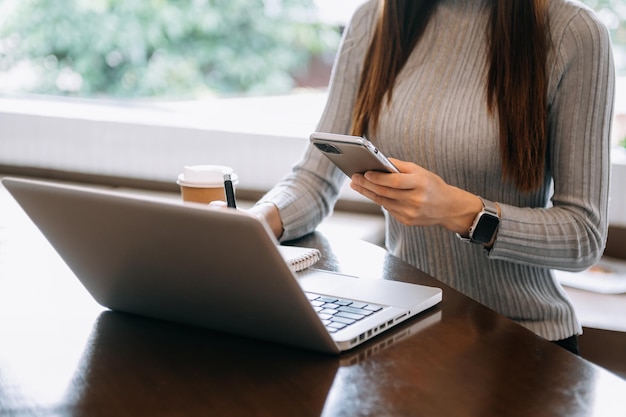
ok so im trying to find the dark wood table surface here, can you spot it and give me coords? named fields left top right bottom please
left=1, top=181, right=625, bottom=417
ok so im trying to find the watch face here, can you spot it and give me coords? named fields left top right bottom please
left=471, top=213, right=500, bottom=244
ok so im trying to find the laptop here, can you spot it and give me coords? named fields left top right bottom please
left=2, top=177, right=442, bottom=354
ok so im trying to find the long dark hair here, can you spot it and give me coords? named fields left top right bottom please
left=351, top=0, right=549, bottom=192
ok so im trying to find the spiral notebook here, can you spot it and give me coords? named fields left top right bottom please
left=278, top=246, right=321, bottom=272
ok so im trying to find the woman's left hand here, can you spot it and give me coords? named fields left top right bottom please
left=350, top=158, right=481, bottom=235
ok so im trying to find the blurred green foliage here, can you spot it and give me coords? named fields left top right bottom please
left=0, top=0, right=341, bottom=98
left=1, top=0, right=625, bottom=103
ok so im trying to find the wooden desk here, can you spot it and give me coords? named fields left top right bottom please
left=1, top=182, right=626, bottom=417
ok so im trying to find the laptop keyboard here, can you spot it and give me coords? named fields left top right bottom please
left=305, top=293, right=384, bottom=333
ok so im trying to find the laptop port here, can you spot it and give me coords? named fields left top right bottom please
left=394, top=313, right=408, bottom=322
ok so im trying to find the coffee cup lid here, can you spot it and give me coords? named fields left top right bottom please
left=177, top=165, right=239, bottom=188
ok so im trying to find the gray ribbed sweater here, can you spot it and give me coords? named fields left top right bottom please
left=258, top=0, right=615, bottom=340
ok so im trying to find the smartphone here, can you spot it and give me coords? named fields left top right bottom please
left=309, top=132, right=399, bottom=177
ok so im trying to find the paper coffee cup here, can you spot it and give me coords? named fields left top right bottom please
left=177, top=165, right=238, bottom=204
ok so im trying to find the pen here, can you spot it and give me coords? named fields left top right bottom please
left=224, top=173, right=237, bottom=209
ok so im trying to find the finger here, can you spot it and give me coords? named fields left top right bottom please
left=356, top=175, right=400, bottom=199
left=389, top=158, right=418, bottom=172
left=362, top=168, right=412, bottom=190
left=350, top=180, right=396, bottom=207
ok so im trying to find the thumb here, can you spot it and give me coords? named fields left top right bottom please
left=388, top=158, right=419, bottom=174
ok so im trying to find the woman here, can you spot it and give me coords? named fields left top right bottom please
left=249, top=0, right=615, bottom=354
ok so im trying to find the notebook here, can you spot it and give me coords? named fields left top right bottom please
left=2, top=177, right=442, bottom=354
left=278, top=245, right=321, bottom=272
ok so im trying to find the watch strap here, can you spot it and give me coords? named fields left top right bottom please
left=481, top=198, right=498, bottom=217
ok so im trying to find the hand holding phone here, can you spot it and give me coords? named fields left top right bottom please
left=309, top=132, right=399, bottom=178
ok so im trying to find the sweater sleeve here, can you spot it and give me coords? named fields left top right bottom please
left=489, top=8, right=615, bottom=271
left=256, top=1, right=378, bottom=242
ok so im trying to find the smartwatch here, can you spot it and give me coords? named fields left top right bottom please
left=456, top=197, right=500, bottom=245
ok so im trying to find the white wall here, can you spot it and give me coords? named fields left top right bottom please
left=610, top=153, right=626, bottom=226
left=0, top=93, right=624, bottom=224
left=0, top=93, right=368, bottom=203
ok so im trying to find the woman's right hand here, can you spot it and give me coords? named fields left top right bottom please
left=350, top=158, right=482, bottom=236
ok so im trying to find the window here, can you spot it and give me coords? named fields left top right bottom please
left=0, top=0, right=355, bottom=99
left=0, top=1, right=370, bottom=207
left=1, top=1, right=624, bottom=100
